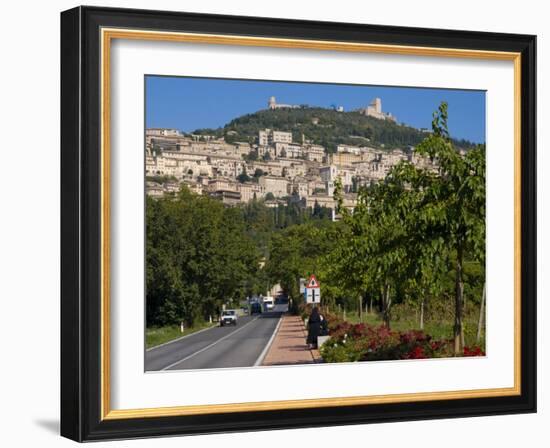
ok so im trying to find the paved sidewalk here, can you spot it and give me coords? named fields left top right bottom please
left=262, top=315, right=321, bottom=366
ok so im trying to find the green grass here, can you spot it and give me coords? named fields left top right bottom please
left=146, top=321, right=216, bottom=349
left=338, top=310, right=485, bottom=348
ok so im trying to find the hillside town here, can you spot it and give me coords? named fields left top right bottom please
left=145, top=97, right=439, bottom=216
left=144, top=87, right=487, bottom=370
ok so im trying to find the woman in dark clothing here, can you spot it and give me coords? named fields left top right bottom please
left=307, top=307, right=321, bottom=349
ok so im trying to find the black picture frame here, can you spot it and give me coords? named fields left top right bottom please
left=61, top=5, right=536, bottom=442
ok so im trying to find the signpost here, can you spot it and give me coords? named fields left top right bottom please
left=299, top=278, right=306, bottom=294
left=305, top=274, right=321, bottom=305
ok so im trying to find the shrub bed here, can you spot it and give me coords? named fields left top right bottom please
left=319, top=312, right=485, bottom=362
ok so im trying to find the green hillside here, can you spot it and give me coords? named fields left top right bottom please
left=192, top=107, right=476, bottom=152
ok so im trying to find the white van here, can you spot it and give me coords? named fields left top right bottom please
left=262, top=296, right=274, bottom=311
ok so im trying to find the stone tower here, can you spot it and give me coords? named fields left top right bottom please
left=370, top=97, right=382, bottom=113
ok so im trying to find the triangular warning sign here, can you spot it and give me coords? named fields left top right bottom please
left=307, top=274, right=320, bottom=288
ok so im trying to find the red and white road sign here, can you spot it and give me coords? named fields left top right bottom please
left=305, top=275, right=321, bottom=304
left=307, top=274, right=320, bottom=289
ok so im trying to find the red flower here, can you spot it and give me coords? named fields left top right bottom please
left=464, top=346, right=485, bottom=357
left=405, top=346, right=426, bottom=359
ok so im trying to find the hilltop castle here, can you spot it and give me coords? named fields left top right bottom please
left=268, top=96, right=300, bottom=110
left=358, top=98, right=396, bottom=122
left=267, top=95, right=395, bottom=121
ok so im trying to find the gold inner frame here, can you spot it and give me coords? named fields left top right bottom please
left=100, top=27, right=522, bottom=421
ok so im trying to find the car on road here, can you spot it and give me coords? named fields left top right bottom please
left=220, top=310, right=238, bottom=326
left=263, top=296, right=274, bottom=311
left=250, top=302, right=262, bottom=315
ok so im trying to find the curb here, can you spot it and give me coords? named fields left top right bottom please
left=254, top=315, right=284, bottom=366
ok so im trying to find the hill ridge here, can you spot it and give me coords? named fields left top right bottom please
left=192, top=106, right=476, bottom=151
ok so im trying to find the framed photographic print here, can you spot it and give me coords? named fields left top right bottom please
left=60, top=6, right=536, bottom=442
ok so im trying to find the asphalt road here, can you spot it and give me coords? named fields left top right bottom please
left=145, top=311, right=283, bottom=371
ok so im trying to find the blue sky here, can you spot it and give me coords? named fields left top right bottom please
left=146, top=76, right=486, bottom=143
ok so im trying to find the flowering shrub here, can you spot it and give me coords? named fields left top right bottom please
left=463, top=345, right=486, bottom=357
left=404, top=346, right=426, bottom=359
left=297, top=304, right=484, bottom=362
left=320, top=320, right=483, bottom=363
left=321, top=339, right=366, bottom=362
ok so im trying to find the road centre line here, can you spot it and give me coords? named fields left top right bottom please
left=160, top=316, right=261, bottom=371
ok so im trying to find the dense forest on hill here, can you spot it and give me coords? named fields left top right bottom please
left=192, top=107, right=477, bottom=152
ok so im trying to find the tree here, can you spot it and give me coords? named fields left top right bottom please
left=324, top=103, right=485, bottom=346
left=390, top=102, right=486, bottom=353
left=356, top=181, right=411, bottom=327
left=237, top=169, right=251, bottom=183
left=146, top=187, right=263, bottom=327
left=324, top=177, right=410, bottom=328
left=265, top=222, right=341, bottom=302
left=245, top=151, right=258, bottom=162
left=351, top=176, right=358, bottom=193
left=312, top=200, right=322, bottom=217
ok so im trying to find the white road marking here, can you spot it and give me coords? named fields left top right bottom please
left=160, top=316, right=261, bottom=371
left=146, top=324, right=217, bottom=352
left=253, top=315, right=283, bottom=366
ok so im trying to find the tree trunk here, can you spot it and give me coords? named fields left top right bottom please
left=358, top=295, right=363, bottom=322
left=383, top=282, right=391, bottom=328
left=476, top=282, right=486, bottom=343
left=420, top=299, right=425, bottom=330
left=454, top=243, right=465, bottom=355
left=369, top=296, right=373, bottom=314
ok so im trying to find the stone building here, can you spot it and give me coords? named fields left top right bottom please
left=328, top=152, right=362, bottom=167
left=267, top=96, right=300, bottom=110
left=259, top=175, right=290, bottom=198
left=146, top=128, right=181, bottom=137
left=357, top=98, right=396, bottom=122
left=319, top=165, right=355, bottom=189
left=237, top=182, right=265, bottom=202
left=336, top=144, right=363, bottom=155
left=274, top=142, right=303, bottom=158
left=303, top=144, right=325, bottom=162
left=305, top=194, right=335, bottom=209
left=258, top=128, right=293, bottom=146
left=209, top=190, right=242, bottom=206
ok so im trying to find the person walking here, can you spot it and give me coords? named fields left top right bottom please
left=307, top=307, right=321, bottom=349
